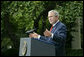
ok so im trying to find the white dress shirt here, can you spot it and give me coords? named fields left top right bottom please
left=50, top=20, right=59, bottom=38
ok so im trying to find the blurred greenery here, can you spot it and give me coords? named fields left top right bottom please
left=1, top=1, right=83, bottom=56
left=66, top=49, right=83, bottom=56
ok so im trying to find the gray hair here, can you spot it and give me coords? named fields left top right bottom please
left=48, top=10, right=59, bottom=17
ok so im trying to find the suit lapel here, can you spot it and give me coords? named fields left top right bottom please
left=51, top=21, right=60, bottom=33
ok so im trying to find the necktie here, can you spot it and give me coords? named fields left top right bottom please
left=50, top=25, right=53, bottom=32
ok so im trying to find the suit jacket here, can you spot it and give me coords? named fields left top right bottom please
left=37, top=21, right=67, bottom=56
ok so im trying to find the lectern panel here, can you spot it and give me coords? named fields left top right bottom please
left=19, top=38, right=55, bottom=56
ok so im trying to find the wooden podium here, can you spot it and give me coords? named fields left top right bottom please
left=19, top=38, right=55, bottom=56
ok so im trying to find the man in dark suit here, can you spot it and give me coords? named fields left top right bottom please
left=29, top=10, right=67, bottom=56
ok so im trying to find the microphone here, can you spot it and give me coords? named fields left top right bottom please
left=25, top=28, right=37, bottom=34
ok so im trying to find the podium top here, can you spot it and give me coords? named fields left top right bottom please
left=21, top=37, right=56, bottom=45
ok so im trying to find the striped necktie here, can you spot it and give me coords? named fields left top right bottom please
left=50, top=25, right=53, bottom=32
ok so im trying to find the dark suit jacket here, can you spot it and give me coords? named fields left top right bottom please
left=37, top=21, right=67, bottom=56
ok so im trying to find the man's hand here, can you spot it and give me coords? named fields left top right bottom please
left=44, top=29, right=52, bottom=37
left=29, top=32, right=38, bottom=38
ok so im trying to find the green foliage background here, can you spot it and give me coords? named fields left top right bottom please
left=1, top=1, right=83, bottom=56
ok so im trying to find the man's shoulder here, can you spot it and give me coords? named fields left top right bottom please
left=56, top=21, right=66, bottom=29
left=59, top=21, right=66, bottom=26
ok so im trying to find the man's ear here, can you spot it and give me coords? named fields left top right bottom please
left=55, top=16, right=58, bottom=17
left=55, top=16, right=59, bottom=19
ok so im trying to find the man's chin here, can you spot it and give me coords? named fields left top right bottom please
left=50, top=22, right=53, bottom=24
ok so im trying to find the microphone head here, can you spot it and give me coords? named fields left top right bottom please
left=25, top=28, right=37, bottom=34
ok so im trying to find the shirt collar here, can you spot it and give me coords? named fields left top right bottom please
left=53, top=20, right=59, bottom=27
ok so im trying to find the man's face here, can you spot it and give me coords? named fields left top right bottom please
left=48, top=12, right=58, bottom=24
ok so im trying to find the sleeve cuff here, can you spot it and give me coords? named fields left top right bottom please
left=38, top=35, right=41, bottom=39
left=51, top=33, right=54, bottom=38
